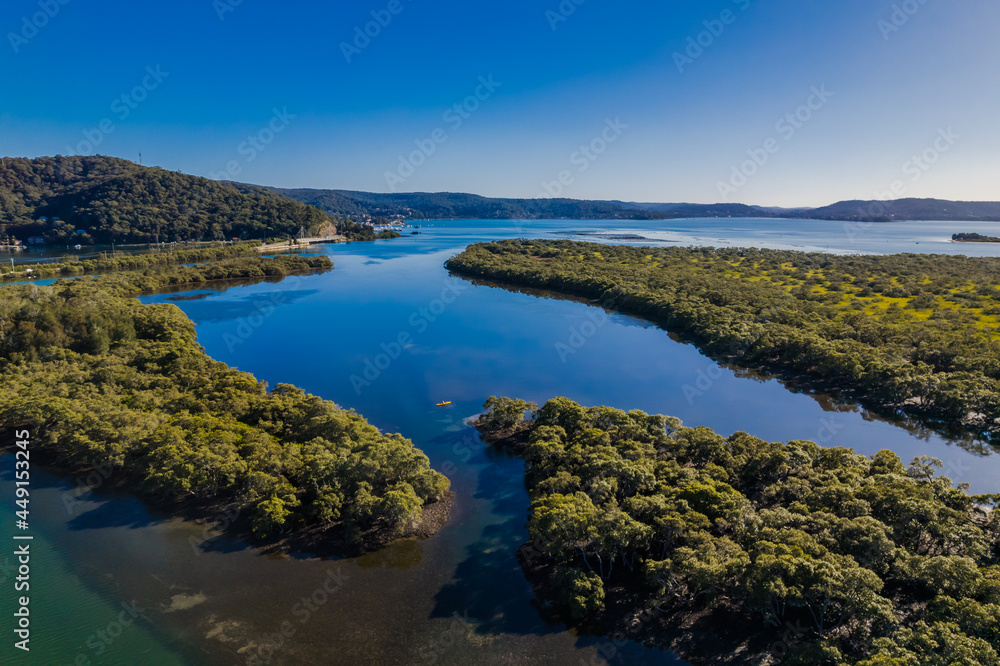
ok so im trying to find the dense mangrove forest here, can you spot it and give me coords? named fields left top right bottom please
left=447, top=239, right=1000, bottom=446
left=476, top=396, right=1000, bottom=665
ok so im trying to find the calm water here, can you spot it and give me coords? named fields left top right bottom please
left=4, top=218, right=1000, bottom=665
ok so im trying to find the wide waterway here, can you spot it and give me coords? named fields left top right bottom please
left=4, top=218, right=1000, bottom=665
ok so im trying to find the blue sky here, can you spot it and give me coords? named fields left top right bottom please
left=1, top=0, right=997, bottom=206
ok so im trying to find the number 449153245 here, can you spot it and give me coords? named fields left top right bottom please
left=15, top=429, right=30, bottom=524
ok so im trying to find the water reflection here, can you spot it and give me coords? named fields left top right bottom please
left=458, top=274, right=1000, bottom=459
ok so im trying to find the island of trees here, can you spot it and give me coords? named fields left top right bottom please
left=475, top=396, right=1000, bottom=665
left=953, top=233, right=1000, bottom=243
left=447, top=239, right=1000, bottom=446
left=336, top=220, right=403, bottom=241
left=0, top=254, right=450, bottom=552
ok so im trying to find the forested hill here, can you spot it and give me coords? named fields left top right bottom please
left=272, top=188, right=673, bottom=221
left=0, top=156, right=331, bottom=244
left=613, top=201, right=774, bottom=217
left=274, top=187, right=1000, bottom=223
left=782, top=198, right=1000, bottom=222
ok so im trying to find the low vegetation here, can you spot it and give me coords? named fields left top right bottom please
left=447, top=240, right=1000, bottom=445
left=477, top=396, right=1000, bottom=665
left=0, top=243, right=260, bottom=281
left=0, top=255, right=450, bottom=550
left=953, top=233, right=1000, bottom=243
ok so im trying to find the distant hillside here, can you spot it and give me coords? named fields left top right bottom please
left=7, top=158, right=994, bottom=242
left=272, top=188, right=671, bottom=221
left=612, top=201, right=773, bottom=217
left=275, top=188, right=1000, bottom=224
left=0, top=156, right=331, bottom=244
left=784, top=198, right=1000, bottom=222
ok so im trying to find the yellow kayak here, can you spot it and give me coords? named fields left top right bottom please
left=436, top=401, right=452, bottom=407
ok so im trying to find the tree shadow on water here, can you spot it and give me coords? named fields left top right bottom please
left=429, top=460, right=561, bottom=639
left=430, top=514, right=559, bottom=638
left=66, top=495, right=164, bottom=531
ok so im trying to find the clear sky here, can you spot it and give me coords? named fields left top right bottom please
left=1, top=0, right=997, bottom=206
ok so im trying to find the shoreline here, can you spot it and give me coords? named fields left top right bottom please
left=2, top=444, right=454, bottom=557
left=256, top=237, right=347, bottom=252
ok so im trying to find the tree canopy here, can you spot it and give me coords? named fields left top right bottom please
left=478, top=396, right=1000, bottom=665
left=0, top=156, right=333, bottom=243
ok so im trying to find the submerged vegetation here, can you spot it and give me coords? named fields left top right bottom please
left=477, top=396, right=1000, bottom=665
left=0, top=255, right=450, bottom=551
left=447, top=239, right=1000, bottom=445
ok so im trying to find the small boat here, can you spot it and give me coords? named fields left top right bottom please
left=74, top=244, right=82, bottom=250
left=436, top=401, right=452, bottom=407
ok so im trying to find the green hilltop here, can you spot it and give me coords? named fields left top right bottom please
left=0, top=155, right=332, bottom=244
